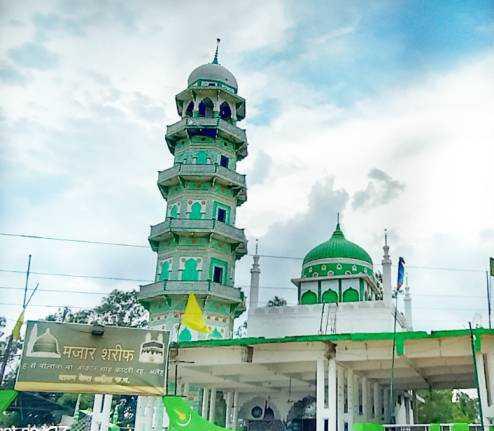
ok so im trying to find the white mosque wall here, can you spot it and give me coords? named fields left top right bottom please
left=248, top=301, right=407, bottom=338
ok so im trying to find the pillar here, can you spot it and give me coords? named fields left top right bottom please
left=316, top=359, right=326, bottom=431
left=202, top=388, right=210, bottom=419
left=373, top=383, right=381, bottom=422
left=90, top=394, right=103, bottom=431
left=100, top=394, right=113, bottom=431
left=225, top=391, right=233, bottom=428
left=476, top=352, right=492, bottom=428
left=383, top=387, right=389, bottom=423
left=362, top=378, right=370, bottom=421
left=153, top=397, right=164, bottom=431
left=347, top=370, right=355, bottom=430
left=404, top=285, right=413, bottom=330
left=337, top=366, right=345, bottom=431
left=232, top=390, right=239, bottom=430
left=328, top=360, right=337, bottom=431
left=209, top=388, right=217, bottom=423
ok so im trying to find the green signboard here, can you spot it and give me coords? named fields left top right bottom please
left=490, top=257, right=494, bottom=277
left=15, top=321, right=169, bottom=396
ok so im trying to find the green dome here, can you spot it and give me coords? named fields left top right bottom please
left=303, top=224, right=373, bottom=266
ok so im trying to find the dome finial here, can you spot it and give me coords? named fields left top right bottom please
left=212, top=38, right=221, bottom=64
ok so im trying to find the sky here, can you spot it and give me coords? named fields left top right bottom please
left=1, top=0, right=493, bottom=334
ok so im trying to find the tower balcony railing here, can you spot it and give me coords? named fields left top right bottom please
left=165, top=118, right=247, bottom=158
left=148, top=218, right=247, bottom=255
left=158, top=163, right=246, bottom=192
left=138, top=280, right=244, bottom=304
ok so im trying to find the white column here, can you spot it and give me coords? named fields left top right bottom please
left=209, top=388, right=217, bottom=423
left=100, top=394, right=113, bottom=431
left=476, top=352, right=491, bottom=428
left=153, top=397, right=164, bottom=431
left=362, top=378, right=370, bottom=421
left=383, top=387, right=389, bottom=423
left=90, top=394, right=103, bottom=431
left=328, top=359, right=337, bottom=431
left=225, top=391, right=233, bottom=428
left=347, top=369, right=355, bottom=430
left=404, top=285, right=413, bottom=330
left=317, top=359, right=326, bottom=431
left=337, top=366, right=345, bottom=431
left=135, top=396, right=145, bottom=431
left=232, top=391, right=239, bottom=430
left=373, top=383, right=381, bottom=422
left=202, top=388, right=210, bottom=419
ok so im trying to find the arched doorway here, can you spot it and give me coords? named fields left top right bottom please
left=342, top=288, right=359, bottom=302
left=198, top=98, right=214, bottom=117
left=219, top=102, right=232, bottom=120
left=300, top=290, right=318, bottom=305
left=322, top=289, right=338, bottom=303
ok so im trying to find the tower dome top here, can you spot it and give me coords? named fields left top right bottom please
left=187, top=63, right=238, bottom=92
left=303, top=223, right=373, bottom=266
left=187, top=39, right=238, bottom=93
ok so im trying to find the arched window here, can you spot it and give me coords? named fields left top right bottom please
left=179, top=328, right=192, bottom=342
left=300, top=290, right=318, bottom=305
left=322, top=289, right=338, bottom=303
left=182, top=258, right=199, bottom=281
left=159, top=260, right=171, bottom=281
left=189, top=202, right=203, bottom=220
left=184, top=101, right=194, bottom=118
left=342, top=288, right=359, bottom=302
left=169, top=204, right=179, bottom=219
left=198, top=98, right=214, bottom=118
left=219, top=102, right=232, bottom=120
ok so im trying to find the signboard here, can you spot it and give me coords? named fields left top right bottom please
left=15, top=321, right=169, bottom=396
left=490, top=257, right=494, bottom=277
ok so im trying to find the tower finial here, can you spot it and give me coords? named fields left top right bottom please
left=255, top=238, right=259, bottom=255
left=384, top=228, right=388, bottom=247
left=212, top=38, right=220, bottom=64
left=337, top=212, right=340, bottom=226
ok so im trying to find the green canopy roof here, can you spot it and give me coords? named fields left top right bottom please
left=303, top=224, right=373, bottom=266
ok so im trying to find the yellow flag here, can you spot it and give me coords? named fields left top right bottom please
left=12, top=310, right=25, bottom=341
left=181, top=294, right=210, bottom=334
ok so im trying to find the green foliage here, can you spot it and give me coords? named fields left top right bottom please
left=417, top=390, right=478, bottom=424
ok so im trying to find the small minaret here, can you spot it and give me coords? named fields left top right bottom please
left=404, top=279, right=413, bottom=330
left=382, top=229, right=392, bottom=306
left=249, top=239, right=261, bottom=314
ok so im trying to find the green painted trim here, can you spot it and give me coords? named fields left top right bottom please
left=173, top=328, right=494, bottom=349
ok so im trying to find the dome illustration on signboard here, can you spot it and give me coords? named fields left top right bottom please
left=26, top=324, right=61, bottom=358
left=139, top=333, right=165, bottom=364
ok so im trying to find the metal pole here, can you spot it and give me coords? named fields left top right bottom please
left=389, top=290, right=399, bottom=423
left=0, top=335, right=13, bottom=387
left=486, top=271, right=492, bottom=329
left=468, top=322, right=485, bottom=431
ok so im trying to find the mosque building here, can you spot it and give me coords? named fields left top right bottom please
left=133, top=47, right=494, bottom=431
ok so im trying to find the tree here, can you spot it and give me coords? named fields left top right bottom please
left=417, top=389, right=478, bottom=423
left=267, top=296, right=287, bottom=307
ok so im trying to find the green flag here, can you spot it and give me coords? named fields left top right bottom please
left=0, top=389, right=17, bottom=413
left=490, top=257, right=494, bottom=277
left=162, top=396, right=233, bottom=431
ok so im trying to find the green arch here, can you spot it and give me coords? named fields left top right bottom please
left=300, top=290, right=318, bottom=305
left=342, top=288, right=359, bottom=302
left=189, top=202, right=202, bottom=220
left=160, top=260, right=170, bottom=281
left=182, top=258, right=199, bottom=281
left=322, top=289, right=338, bottom=303
left=211, top=328, right=222, bottom=339
left=179, top=328, right=191, bottom=342
left=169, top=205, right=179, bottom=219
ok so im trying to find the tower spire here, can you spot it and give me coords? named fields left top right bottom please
left=212, top=38, right=220, bottom=64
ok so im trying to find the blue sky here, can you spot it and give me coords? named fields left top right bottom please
left=0, top=0, right=493, bottom=333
